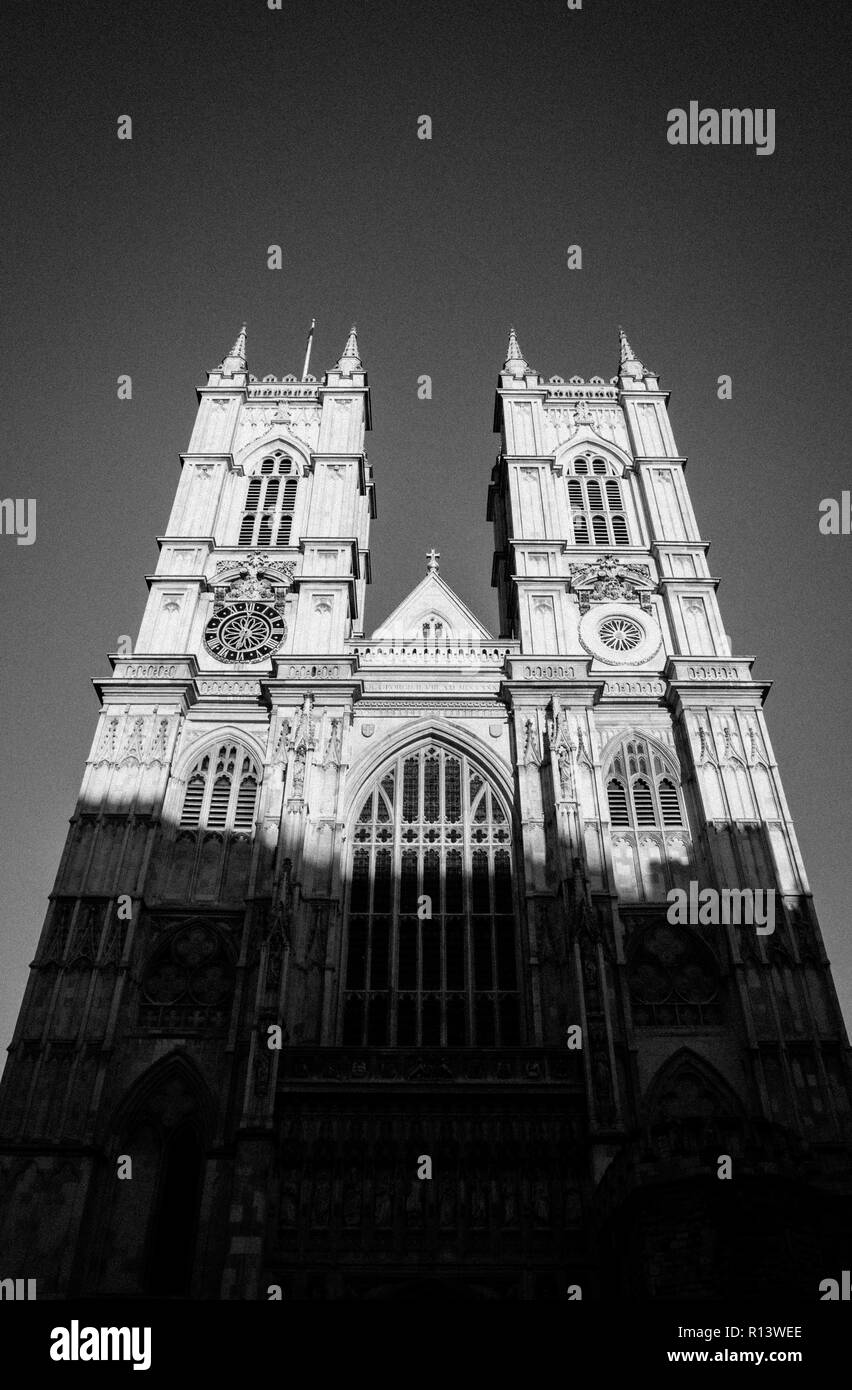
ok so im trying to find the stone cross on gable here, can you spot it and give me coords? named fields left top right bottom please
left=426, top=548, right=440, bottom=573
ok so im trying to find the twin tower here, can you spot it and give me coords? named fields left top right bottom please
left=1, top=323, right=850, bottom=1300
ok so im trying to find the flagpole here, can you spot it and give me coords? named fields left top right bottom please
left=302, top=318, right=316, bottom=379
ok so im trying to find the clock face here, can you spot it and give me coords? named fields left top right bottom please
left=204, top=601, right=285, bottom=663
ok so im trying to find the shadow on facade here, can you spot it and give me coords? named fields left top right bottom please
left=1, top=765, right=851, bottom=1301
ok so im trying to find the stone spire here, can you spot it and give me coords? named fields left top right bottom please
left=618, top=326, right=646, bottom=380
left=503, top=326, right=530, bottom=378
left=218, top=323, right=247, bottom=375
left=334, top=324, right=362, bottom=373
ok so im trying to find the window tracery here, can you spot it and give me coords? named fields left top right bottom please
left=566, top=455, right=630, bottom=546
left=343, top=746, right=519, bottom=1047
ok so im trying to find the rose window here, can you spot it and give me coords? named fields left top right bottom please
left=598, top=615, right=643, bottom=652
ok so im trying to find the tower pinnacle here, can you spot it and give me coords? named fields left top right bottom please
left=334, top=324, right=362, bottom=373
left=218, top=323, right=247, bottom=375
left=503, top=326, right=530, bottom=378
left=618, top=326, right=647, bottom=380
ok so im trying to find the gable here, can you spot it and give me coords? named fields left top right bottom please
left=370, top=571, right=494, bottom=641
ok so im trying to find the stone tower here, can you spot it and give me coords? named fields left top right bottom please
left=0, top=324, right=849, bottom=1300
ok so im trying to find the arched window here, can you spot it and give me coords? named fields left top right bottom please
left=413, top=614, right=451, bottom=642
left=566, top=455, right=631, bottom=547
left=628, top=925, right=722, bottom=1027
left=139, top=920, right=236, bottom=1033
left=179, top=744, right=259, bottom=832
left=604, top=736, right=691, bottom=901
left=343, top=746, right=519, bottom=1048
left=238, top=455, right=298, bottom=547
left=606, top=738, right=684, bottom=828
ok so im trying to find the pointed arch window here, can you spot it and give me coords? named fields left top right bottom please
left=605, top=738, right=684, bottom=829
left=566, top=455, right=631, bottom=547
left=343, top=747, right=520, bottom=1048
left=179, top=744, right=260, bottom=832
left=238, top=455, right=298, bottom=547
left=139, top=919, right=236, bottom=1034
left=627, top=924, right=722, bottom=1027
left=604, top=736, right=691, bottom=902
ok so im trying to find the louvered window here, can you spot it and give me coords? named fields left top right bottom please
left=181, top=770, right=206, bottom=827
left=587, top=480, right=604, bottom=509
left=632, top=778, right=656, bottom=825
left=233, top=771, right=258, bottom=831
left=343, top=747, right=519, bottom=1048
left=276, top=479, right=298, bottom=546
left=658, top=778, right=683, bottom=825
left=604, top=738, right=691, bottom=902
left=567, top=456, right=631, bottom=546
left=607, top=779, right=630, bottom=825
left=604, top=739, right=687, bottom=830
left=238, top=457, right=298, bottom=548
left=179, top=743, right=259, bottom=832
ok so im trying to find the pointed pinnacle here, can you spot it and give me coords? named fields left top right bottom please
left=503, top=326, right=530, bottom=377
left=618, top=326, right=646, bottom=378
left=618, top=326, right=637, bottom=363
left=335, top=324, right=362, bottom=372
left=219, top=323, right=247, bottom=373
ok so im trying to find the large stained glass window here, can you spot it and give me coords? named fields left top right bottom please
left=343, top=746, right=520, bottom=1047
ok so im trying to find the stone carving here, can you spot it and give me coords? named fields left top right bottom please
left=549, top=697, right=587, bottom=762
left=287, top=696, right=316, bottom=808
left=291, top=759, right=305, bottom=798
left=603, top=678, right=666, bottom=697
left=272, top=718, right=290, bottom=764
left=197, top=679, right=263, bottom=696
left=745, top=717, right=765, bottom=766
left=212, top=552, right=295, bottom=602
left=569, top=555, right=654, bottom=614
left=545, top=404, right=630, bottom=450
left=691, top=719, right=716, bottom=765
left=118, top=716, right=148, bottom=765
left=148, top=717, right=171, bottom=764
left=521, top=717, right=540, bottom=766
left=712, top=715, right=744, bottom=766
left=685, top=664, right=739, bottom=680
left=121, top=662, right=183, bottom=679
left=94, top=716, right=121, bottom=764
left=547, top=697, right=587, bottom=800
left=555, top=747, right=573, bottom=798
left=288, top=695, right=316, bottom=756
left=319, top=717, right=344, bottom=769
left=277, top=1047, right=581, bottom=1084
left=234, top=403, right=321, bottom=452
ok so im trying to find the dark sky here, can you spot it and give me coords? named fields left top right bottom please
left=1, top=0, right=850, bottom=1044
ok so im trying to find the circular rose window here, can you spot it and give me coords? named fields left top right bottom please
left=598, top=615, right=643, bottom=652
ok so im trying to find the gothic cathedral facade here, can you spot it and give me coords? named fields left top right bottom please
left=1, top=325, right=850, bottom=1300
